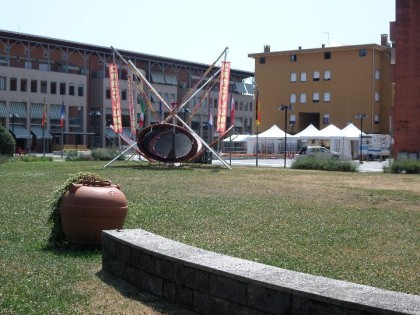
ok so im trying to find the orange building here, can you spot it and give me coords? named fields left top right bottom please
left=249, top=39, right=393, bottom=137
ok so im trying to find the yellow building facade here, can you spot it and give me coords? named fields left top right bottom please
left=249, top=42, right=392, bottom=135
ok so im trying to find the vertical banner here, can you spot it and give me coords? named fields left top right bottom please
left=108, top=63, right=122, bottom=133
left=127, top=74, right=137, bottom=136
left=216, top=61, right=231, bottom=133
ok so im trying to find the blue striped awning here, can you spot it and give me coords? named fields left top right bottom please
left=30, top=125, right=53, bottom=139
left=50, top=104, right=61, bottom=120
left=0, top=101, right=7, bottom=117
left=105, top=127, right=118, bottom=139
left=31, top=103, right=44, bottom=119
left=10, top=102, right=27, bottom=118
left=9, top=125, right=31, bottom=139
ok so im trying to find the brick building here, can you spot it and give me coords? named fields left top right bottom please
left=389, top=0, right=420, bottom=159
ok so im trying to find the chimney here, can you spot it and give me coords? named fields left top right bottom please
left=381, top=34, right=388, bottom=46
left=264, top=45, right=271, bottom=53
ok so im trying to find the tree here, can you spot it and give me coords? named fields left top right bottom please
left=0, top=124, right=15, bottom=156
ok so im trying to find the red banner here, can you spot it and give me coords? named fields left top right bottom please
left=127, top=74, right=137, bottom=136
left=108, top=63, right=122, bottom=133
left=216, top=61, right=231, bottom=133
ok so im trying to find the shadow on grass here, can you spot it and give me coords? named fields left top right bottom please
left=95, top=269, right=195, bottom=314
left=43, top=242, right=102, bottom=257
left=105, top=162, right=225, bottom=172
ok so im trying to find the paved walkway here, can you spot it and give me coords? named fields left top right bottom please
left=213, top=157, right=388, bottom=172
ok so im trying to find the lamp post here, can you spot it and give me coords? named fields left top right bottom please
left=279, top=104, right=293, bottom=168
left=355, top=113, right=367, bottom=163
left=290, top=121, right=296, bottom=135
left=9, top=112, right=19, bottom=134
left=182, top=107, right=190, bottom=123
left=89, top=110, right=101, bottom=148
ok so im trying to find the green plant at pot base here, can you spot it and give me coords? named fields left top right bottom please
left=47, top=171, right=107, bottom=248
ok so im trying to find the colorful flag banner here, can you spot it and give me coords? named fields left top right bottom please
left=139, top=96, right=145, bottom=128
left=255, top=85, right=261, bottom=126
left=208, top=97, right=213, bottom=127
left=216, top=61, right=231, bottom=133
left=41, top=98, right=47, bottom=128
left=230, top=96, right=235, bottom=126
left=108, top=63, right=122, bottom=133
left=127, top=74, right=137, bottom=136
left=60, top=100, right=65, bottom=128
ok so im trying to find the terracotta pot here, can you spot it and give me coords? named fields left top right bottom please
left=60, top=180, right=128, bottom=245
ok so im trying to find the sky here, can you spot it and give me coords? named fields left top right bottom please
left=0, top=0, right=395, bottom=72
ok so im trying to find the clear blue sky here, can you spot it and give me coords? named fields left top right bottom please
left=1, top=0, right=395, bottom=72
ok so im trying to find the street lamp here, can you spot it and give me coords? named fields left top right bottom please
left=289, top=121, right=296, bottom=135
left=279, top=104, right=293, bottom=168
left=182, top=107, right=190, bottom=123
left=89, top=110, right=101, bottom=148
left=355, top=113, right=368, bottom=163
left=9, top=112, right=19, bottom=134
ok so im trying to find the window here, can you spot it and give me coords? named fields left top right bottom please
left=51, top=82, right=57, bottom=94
left=323, top=92, right=331, bottom=102
left=290, top=54, right=297, bottom=62
left=41, top=81, right=47, bottom=94
left=290, top=93, right=296, bottom=104
left=290, top=114, right=296, bottom=124
left=359, top=49, right=367, bottom=57
left=31, top=80, right=37, bottom=93
left=10, top=78, right=17, bottom=91
left=78, top=84, right=84, bottom=97
left=60, top=82, right=66, bottom=95
left=0, top=76, right=6, bottom=90
left=374, top=113, right=380, bottom=124
left=324, top=70, right=331, bottom=81
left=121, top=89, right=127, bottom=101
left=324, top=51, right=331, bottom=59
left=300, top=72, right=307, bottom=82
left=312, top=92, right=320, bottom=103
left=69, top=83, right=75, bottom=96
left=106, top=88, right=111, bottom=99
left=323, top=113, right=330, bottom=124
left=374, top=92, right=380, bottom=102
left=259, top=57, right=265, bottom=64
left=375, top=70, right=381, bottom=80
left=300, top=93, right=306, bottom=103
left=19, top=79, right=27, bottom=92
left=290, top=72, right=297, bottom=82
left=313, top=71, right=320, bottom=81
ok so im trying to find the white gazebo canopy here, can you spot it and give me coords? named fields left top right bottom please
left=293, top=124, right=319, bottom=139
left=341, top=123, right=365, bottom=140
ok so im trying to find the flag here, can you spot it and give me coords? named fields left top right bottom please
left=216, top=61, right=231, bottom=133
left=127, top=74, right=136, bottom=136
left=60, top=100, right=65, bottom=128
left=230, top=97, right=235, bottom=126
left=108, top=63, right=122, bottom=133
left=208, top=97, right=213, bottom=127
left=256, top=86, right=261, bottom=126
left=139, top=96, right=145, bottom=128
left=41, top=98, right=47, bottom=128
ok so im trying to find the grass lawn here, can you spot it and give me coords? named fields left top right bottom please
left=0, top=159, right=419, bottom=314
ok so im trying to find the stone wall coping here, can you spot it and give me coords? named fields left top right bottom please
left=104, top=229, right=420, bottom=314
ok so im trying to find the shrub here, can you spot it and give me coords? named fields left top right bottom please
left=65, top=150, right=91, bottom=161
left=0, top=124, right=15, bottom=157
left=15, top=155, right=53, bottom=162
left=91, top=148, right=125, bottom=161
left=386, top=159, right=420, bottom=174
left=291, top=156, right=358, bottom=172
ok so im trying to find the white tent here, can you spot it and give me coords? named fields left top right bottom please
left=317, top=124, right=346, bottom=139
left=247, top=125, right=296, bottom=155
left=342, top=123, right=365, bottom=139
left=293, top=124, right=320, bottom=139
left=223, top=134, right=250, bottom=142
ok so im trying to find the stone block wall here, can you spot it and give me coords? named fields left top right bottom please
left=102, top=229, right=420, bottom=315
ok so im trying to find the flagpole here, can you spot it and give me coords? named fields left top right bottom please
left=42, top=99, right=46, bottom=157
left=256, top=126, right=259, bottom=167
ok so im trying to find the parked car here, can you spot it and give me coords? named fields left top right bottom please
left=297, top=146, right=341, bottom=159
